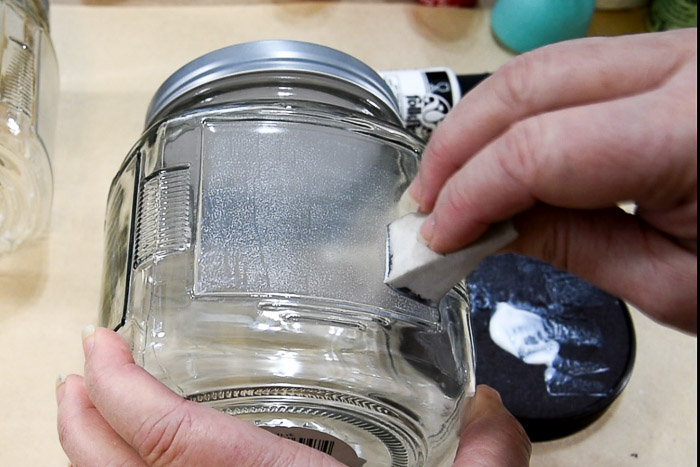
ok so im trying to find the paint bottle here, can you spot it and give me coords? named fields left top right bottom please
left=379, top=67, right=490, bottom=140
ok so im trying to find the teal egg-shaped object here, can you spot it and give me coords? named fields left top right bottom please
left=491, top=0, right=596, bottom=54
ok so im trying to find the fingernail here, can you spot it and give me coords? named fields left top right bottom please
left=81, top=324, right=96, bottom=355
left=408, top=177, right=423, bottom=208
left=419, top=214, right=435, bottom=246
left=398, top=188, right=420, bottom=216
left=56, top=373, right=67, bottom=403
left=56, top=373, right=67, bottom=390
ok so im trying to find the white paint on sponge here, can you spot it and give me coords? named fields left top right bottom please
left=489, top=302, right=560, bottom=366
left=384, top=213, right=518, bottom=302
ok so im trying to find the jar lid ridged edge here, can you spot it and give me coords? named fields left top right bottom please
left=145, top=40, right=401, bottom=127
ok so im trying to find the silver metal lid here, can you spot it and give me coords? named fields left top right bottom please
left=145, top=40, right=400, bottom=127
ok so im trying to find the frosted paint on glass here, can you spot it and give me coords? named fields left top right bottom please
left=195, top=119, right=437, bottom=323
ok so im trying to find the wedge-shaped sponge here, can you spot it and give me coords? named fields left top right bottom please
left=385, top=213, right=518, bottom=302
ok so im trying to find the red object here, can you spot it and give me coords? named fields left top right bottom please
left=416, top=0, right=478, bottom=6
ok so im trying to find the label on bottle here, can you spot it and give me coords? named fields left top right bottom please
left=379, top=67, right=461, bottom=141
left=263, top=427, right=366, bottom=467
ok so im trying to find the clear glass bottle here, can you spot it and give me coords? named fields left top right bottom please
left=0, top=0, right=58, bottom=254
left=100, top=40, right=475, bottom=467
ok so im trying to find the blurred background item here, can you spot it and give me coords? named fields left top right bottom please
left=0, top=0, right=59, bottom=256
left=416, top=0, right=478, bottom=7
left=490, top=0, right=596, bottom=53
left=647, top=0, right=697, bottom=30
left=596, top=0, right=650, bottom=9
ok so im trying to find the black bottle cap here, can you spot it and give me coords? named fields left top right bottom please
left=456, top=72, right=491, bottom=96
left=466, top=253, right=636, bottom=442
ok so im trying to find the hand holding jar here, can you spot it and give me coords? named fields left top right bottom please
left=56, top=326, right=531, bottom=467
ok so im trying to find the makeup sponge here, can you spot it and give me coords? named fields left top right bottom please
left=385, top=212, right=518, bottom=302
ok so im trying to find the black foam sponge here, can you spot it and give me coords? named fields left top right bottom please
left=466, top=253, right=636, bottom=442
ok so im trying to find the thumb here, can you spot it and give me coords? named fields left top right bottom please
left=82, top=327, right=344, bottom=467
left=454, top=385, right=531, bottom=467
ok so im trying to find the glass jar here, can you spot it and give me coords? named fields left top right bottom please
left=0, top=0, right=58, bottom=254
left=100, top=40, right=474, bottom=467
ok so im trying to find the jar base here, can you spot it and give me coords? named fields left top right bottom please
left=188, top=385, right=429, bottom=467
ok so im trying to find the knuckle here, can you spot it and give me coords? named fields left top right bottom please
left=132, top=401, right=194, bottom=466
left=500, top=118, right=546, bottom=187
left=421, top=134, right=465, bottom=207
left=424, top=131, right=458, bottom=170
left=441, top=178, right=473, bottom=221
left=495, top=51, right=543, bottom=112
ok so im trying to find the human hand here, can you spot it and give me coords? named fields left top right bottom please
left=408, top=28, right=697, bottom=334
left=57, top=327, right=530, bottom=466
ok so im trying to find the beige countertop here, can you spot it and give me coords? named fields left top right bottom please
left=0, top=2, right=696, bottom=466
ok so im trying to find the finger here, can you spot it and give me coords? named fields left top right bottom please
left=423, top=84, right=696, bottom=253
left=56, top=374, right=146, bottom=466
left=454, top=385, right=530, bottom=467
left=507, top=205, right=698, bottom=333
left=412, top=28, right=697, bottom=212
left=82, top=327, right=345, bottom=467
